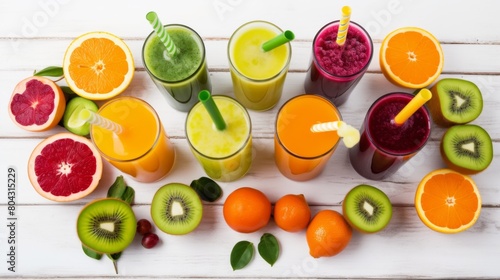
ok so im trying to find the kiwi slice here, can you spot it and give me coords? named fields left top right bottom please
left=151, top=183, right=203, bottom=235
left=440, top=124, right=493, bottom=174
left=76, top=198, right=137, bottom=254
left=342, top=184, right=392, bottom=233
left=428, top=78, right=483, bottom=127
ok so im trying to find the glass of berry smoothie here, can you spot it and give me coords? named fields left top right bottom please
left=304, top=20, right=373, bottom=106
left=348, top=92, right=431, bottom=180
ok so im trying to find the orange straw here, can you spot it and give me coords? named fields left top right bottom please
left=336, top=6, right=351, bottom=46
left=393, top=89, right=432, bottom=125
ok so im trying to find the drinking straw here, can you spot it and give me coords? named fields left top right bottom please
left=198, top=90, right=226, bottom=131
left=336, top=6, right=352, bottom=46
left=262, top=30, right=295, bottom=52
left=79, top=109, right=123, bottom=134
left=310, top=120, right=360, bottom=148
left=146, top=11, right=178, bottom=58
left=393, top=88, right=433, bottom=126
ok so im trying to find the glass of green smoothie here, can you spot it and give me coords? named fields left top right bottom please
left=142, top=24, right=212, bottom=112
left=186, top=91, right=253, bottom=182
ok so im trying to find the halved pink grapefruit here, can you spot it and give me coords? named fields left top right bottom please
left=28, top=132, right=103, bottom=202
left=8, top=76, right=66, bottom=132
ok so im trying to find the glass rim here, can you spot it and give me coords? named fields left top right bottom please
left=365, top=92, right=431, bottom=157
left=142, top=24, right=207, bottom=84
left=312, top=20, right=374, bottom=79
left=90, top=96, right=163, bottom=163
left=227, top=20, right=292, bottom=83
left=185, top=95, right=252, bottom=160
left=275, top=94, right=342, bottom=160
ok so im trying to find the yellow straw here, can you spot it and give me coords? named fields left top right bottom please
left=393, top=89, right=433, bottom=126
left=336, top=6, right=351, bottom=46
left=79, top=109, right=123, bottom=134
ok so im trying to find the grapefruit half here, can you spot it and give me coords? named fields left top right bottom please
left=28, top=132, right=103, bottom=202
left=8, top=76, right=66, bottom=132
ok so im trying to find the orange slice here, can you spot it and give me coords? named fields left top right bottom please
left=63, top=31, right=134, bottom=100
left=415, top=169, right=481, bottom=233
left=380, top=27, right=444, bottom=89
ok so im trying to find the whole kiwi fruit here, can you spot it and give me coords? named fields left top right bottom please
left=440, top=124, right=493, bottom=174
left=342, top=184, right=392, bottom=233
left=151, top=183, right=203, bottom=235
left=428, top=78, right=483, bottom=127
left=76, top=198, right=137, bottom=254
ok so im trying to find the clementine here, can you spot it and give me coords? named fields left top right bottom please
left=274, top=194, right=311, bottom=232
left=223, top=187, right=271, bottom=233
left=306, top=209, right=352, bottom=258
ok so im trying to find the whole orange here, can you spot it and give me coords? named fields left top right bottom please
left=223, top=187, right=271, bottom=233
left=306, top=209, right=352, bottom=258
left=274, top=194, right=311, bottom=232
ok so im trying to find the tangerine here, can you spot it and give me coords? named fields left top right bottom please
left=380, top=27, right=444, bottom=89
left=415, top=168, right=481, bottom=233
left=223, top=187, right=271, bottom=233
left=306, top=209, right=352, bottom=258
left=273, top=194, right=311, bottom=232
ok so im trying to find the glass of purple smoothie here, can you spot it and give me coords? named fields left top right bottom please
left=348, top=92, right=431, bottom=180
left=304, top=20, right=373, bottom=106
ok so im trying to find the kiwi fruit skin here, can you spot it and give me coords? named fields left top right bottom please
left=151, top=183, right=203, bottom=235
left=342, top=184, right=392, bottom=234
left=76, top=198, right=137, bottom=254
left=428, top=78, right=483, bottom=127
left=440, top=124, right=493, bottom=174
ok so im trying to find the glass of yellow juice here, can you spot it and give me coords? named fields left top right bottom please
left=90, top=96, right=175, bottom=183
left=186, top=95, right=252, bottom=182
left=228, top=21, right=292, bottom=111
left=275, top=94, right=341, bottom=181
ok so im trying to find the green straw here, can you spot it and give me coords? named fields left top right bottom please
left=198, top=90, right=226, bottom=131
left=146, top=11, right=178, bottom=58
left=262, top=30, right=295, bottom=52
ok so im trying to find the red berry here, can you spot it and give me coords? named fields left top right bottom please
left=137, top=219, right=152, bottom=235
left=142, top=233, right=159, bottom=249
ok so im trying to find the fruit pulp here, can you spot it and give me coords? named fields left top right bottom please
left=349, top=93, right=431, bottom=180
left=304, top=21, right=373, bottom=106
left=275, top=95, right=341, bottom=181
left=142, top=25, right=212, bottom=112
left=186, top=96, right=252, bottom=182
left=228, top=21, right=291, bottom=111
left=91, top=97, right=175, bottom=183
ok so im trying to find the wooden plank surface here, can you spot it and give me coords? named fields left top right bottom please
left=1, top=0, right=499, bottom=278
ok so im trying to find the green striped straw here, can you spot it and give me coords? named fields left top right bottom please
left=146, top=11, right=178, bottom=58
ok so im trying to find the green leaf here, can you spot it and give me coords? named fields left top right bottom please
left=230, top=241, right=254, bottom=271
left=107, top=176, right=127, bottom=199
left=190, top=176, right=223, bottom=202
left=33, top=66, right=63, bottom=77
left=107, top=252, right=122, bottom=274
left=61, top=86, right=77, bottom=102
left=258, top=233, right=279, bottom=267
left=121, top=186, right=135, bottom=205
left=82, top=245, right=102, bottom=260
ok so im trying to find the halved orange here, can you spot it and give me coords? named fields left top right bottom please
left=63, top=31, right=134, bottom=100
left=415, top=169, right=481, bottom=233
left=380, top=27, right=444, bottom=89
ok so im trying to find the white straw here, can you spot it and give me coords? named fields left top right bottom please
left=80, top=109, right=123, bottom=134
left=310, top=121, right=344, bottom=133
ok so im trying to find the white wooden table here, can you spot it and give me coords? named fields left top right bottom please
left=1, top=0, right=500, bottom=278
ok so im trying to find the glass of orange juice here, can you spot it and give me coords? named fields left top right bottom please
left=90, top=96, right=175, bottom=183
left=274, top=94, right=341, bottom=181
